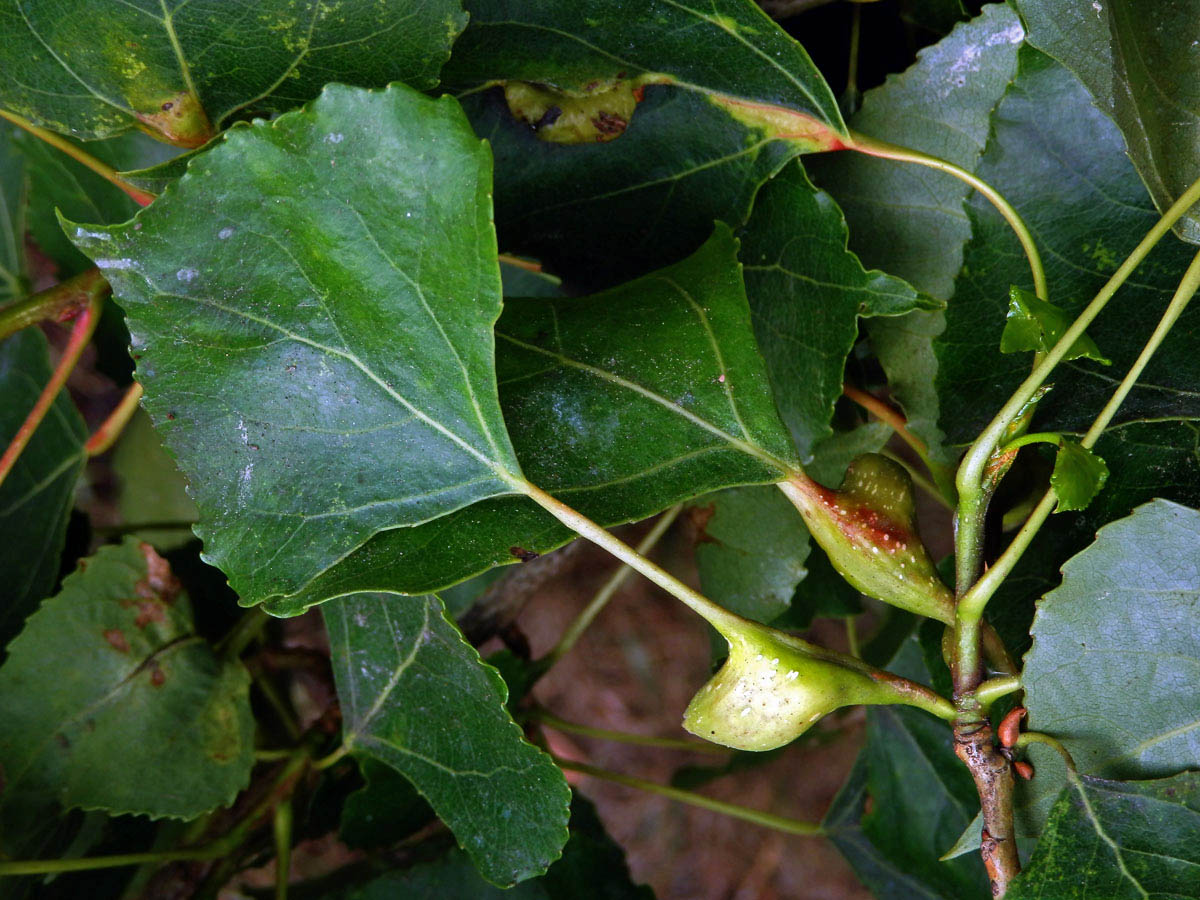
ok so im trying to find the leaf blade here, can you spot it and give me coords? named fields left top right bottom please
left=325, top=592, right=570, bottom=886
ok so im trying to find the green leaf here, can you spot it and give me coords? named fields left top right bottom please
left=444, top=0, right=844, bottom=136
left=539, top=794, right=654, bottom=899
left=692, top=485, right=810, bottom=626
left=0, top=538, right=254, bottom=856
left=462, top=82, right=798, bottom=287
left=740, top=162, right=939, bottom=460
left=14, top=129, right=175, bottom=276
left=937, top=48, right=1200, bottom=442
left=824, top=651, right=988, bottom=900
left=1049, top=440, right=1108, bottom=513
left=331, top=796, right=651, bottom=898
left=774, top=543, right=863, bottom=631
left=69, top=83, right=525, bottom=608
left=1024, top=499, right=1200, bottom=780
left=266, top=226, right=799, bottom=613
left=807, top=3, right=1023, bottom=462
left=946, top=421, right=1200, bottom=856
left=445, top=0, right=846, bottom=286
left=1007, top=772, right=1200, bottom=900
left=111, top=409, right=198, bottom=550
left=0, top=328, right=87, bottom=652
left=339, top=756, right=434, bottom=850
left=0, top=121, right=27, bottom=299
left=859, top=707, right=989, bottom=899
left=0, top=0, right=466, bottom=143
left=999, top=286, right=1109, bottom=364
left=1015, top=0, right=1200, bottom=245
left=324, top=592, right=570, bottom=886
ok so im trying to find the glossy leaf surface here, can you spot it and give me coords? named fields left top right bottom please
left=693, top=485, right=810, bottom=626
left=444, top=0, right=845, bottom=133
left=268, top=227, right=798, bottom=612
left=1016, top=0, right=1200, bottom=244
left=324, top=592, right=570, bottom=885
left=70, top=83, right=523, bottom=608
left=739, top=162, right=938, bottom=460
left=447, top=0, right=846, bottom=286
left=937, top=48, right=1200, bottom=443
left=1048, top=441, right=1108, bottom=513
left=809, top=3, right=1023, bottom=461
left=0, top=0, right=466, bottom=142
left=0, top=539, right=254, bottom=856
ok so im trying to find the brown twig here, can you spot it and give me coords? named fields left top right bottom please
left=953, top=719, right=1020, bottom=896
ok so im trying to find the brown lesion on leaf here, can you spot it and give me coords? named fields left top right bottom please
left=148, top=661, right=166, bottom=687
left=687, top=503, right=720, bottom=545
left=503, top=77, right=644, bottom=144
left=136, top=543, right=182, bottom=604
left=103, top=628, right=131, bottom=653
left=134, top=90, right=213, bottom=148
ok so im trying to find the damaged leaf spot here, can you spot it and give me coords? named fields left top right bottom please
left=103, top=628, right=130, bottom=653
left=133, top=90, right=213, bottom=148
left=503, top=79, right=642, bottom=144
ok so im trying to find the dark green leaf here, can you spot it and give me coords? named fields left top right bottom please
left=0, top=538, right=254, bottom=857
left=0, top=121, right=27, bottom=299
left=0, top=0, right=466, bottom=142
left=1049, top=440, right=1108, bottom=513
left=1007, top=772, right=1200, bottom=900
left=268, top=226, right=799, bottom=612
left=999, top=286, right=1109, bottom=364
left=740, top=162, right=939, bottom=459
left=0, top=328, right=87, bottom=652
left=808, top=3, right=1024, bottom=462
left=501, top=262, right=565, bottom=299
left=331, top=795, right=651, bottom=898
left=15, top=129, right=175, bottom=275
left=324, top=592, right=570, bottom=885
left=339, top=756, right=434, bottom=850
left=692, top=485, right=810, bottom=625
left=444, top=0, right=844, bottom=133
left=859, top=707, right=989, bottom=899
left=899, top=0, right=967, bottom=37
left=69, top=83, right=525, bottom=609
left=444, top=0, right=846, bottom=286
left=1015, top=0, right=1200, bottom=245
left=462, top=84, right=798, bottom=287
left=110, top=409, right=197, bottom=550
left=774, top=543, right=863, bottom=631
left=825, top=756, right=930, bottom=900
left=810, top=3, right=1023, bottom=300
left=1024, top=499, right=1200, bottom=780
left=539, top=794, right=654, bottom=899
left=937, top=48, right=1200, bottom=442
left=945, top=421, right=1200, bottom=855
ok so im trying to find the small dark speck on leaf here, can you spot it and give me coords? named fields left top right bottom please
left=166, top=412, right=176, bottom=420
left=150, top=666, right=166, bottom=687
left=161, top=101, right=174, bottom=111
left=509, top=546, right=540, bottom=562
left=55, top=734, right=70, bottom=750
